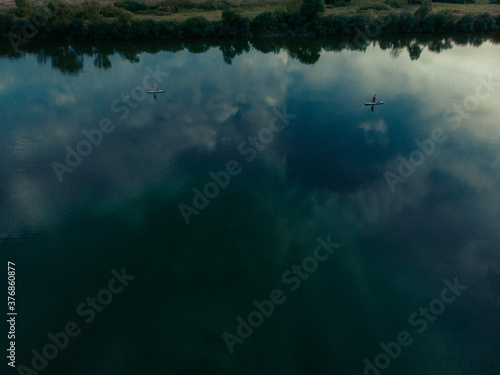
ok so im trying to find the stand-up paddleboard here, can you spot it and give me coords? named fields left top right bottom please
left=147, top=90, right=164, bottom=93
left=365, top=101, right=383, bottom=105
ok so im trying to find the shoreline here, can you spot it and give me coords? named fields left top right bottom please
left=1, top=0, right=499, bottom=43
left=1, top=33, right=498, bottom=68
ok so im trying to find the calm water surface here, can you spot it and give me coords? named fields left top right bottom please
left=1, top=36, right=500, bottom=375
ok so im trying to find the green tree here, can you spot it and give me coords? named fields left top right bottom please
left=0, top=13, right=13, bottom=36
left=456, top=14, right=473, bottom=31
left=474, top=13, right=497, bottom=30
left=395, top=12, right=416, bottom=32
left=113, top=12, right=133, bottom=39
left=250, top=11, right=277, bottom=35
left=414, top=0, right=432, bottom=21
left=219, top=10, right=249, bottom=37
left=133, top=19, right=158, bottom=38
left=43, top=0, right=72, bottom=26
left=87, top=19, right=112, bottom=38
left=299, top=0, right=325, bottom=20
left=180, top=16, right=214, bottom=38
left=288, top=10, right=307, bottom=31
left=157, top=20, right=178, bottom=38
left=82, top=0, right=101, bottom=21
left=36, top=0, right=73, bottom=37
left=15, top=0, right=35, bottom=17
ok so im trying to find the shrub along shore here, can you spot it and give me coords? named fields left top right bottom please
left=0, top=0, right=499, bottom=44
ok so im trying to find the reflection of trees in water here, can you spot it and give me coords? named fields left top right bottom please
left=93, top=44, right=114, bottom=70
left=0, top=33, right=496, bottom=73
left=185, top=42, right=211, bottom=54
left=286, top=39, right=322, bottom=65
left=251, top=38, right=282, bottom=54
left=220, top=40, right=250, bottom=65
left=427, top=37, right=453, bottom=53
left=36, top=49, right=47, bottom=65
left=33, top=45, right=83, bottom=74
left=408, top=43, right=422, bottom=60
left=51, top=47, right=84, bottom=74
left=390, top=47, right=402, bottom=58
left=118, top=48, right=141, bottom=64
left=93, top=53, right=111, bottom=70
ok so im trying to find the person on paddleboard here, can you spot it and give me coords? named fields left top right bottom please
left=153, top=84, right=156, bottom=91
left=372, top=94, right=376, bottom=103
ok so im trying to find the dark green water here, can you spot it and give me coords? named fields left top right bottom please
left=1, top=36, right=500, bottom=375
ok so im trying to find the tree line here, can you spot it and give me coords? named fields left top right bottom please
left=0, top=0, right=499, bottom=43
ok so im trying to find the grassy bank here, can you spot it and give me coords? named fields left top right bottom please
left=1, top=0, right=500, bottom=18
left=0, top=0, right=499, bottom=43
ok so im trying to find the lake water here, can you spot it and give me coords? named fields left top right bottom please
left=1, top=35, right=500, bottom=375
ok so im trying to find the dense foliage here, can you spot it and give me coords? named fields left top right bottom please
left=433, top=0, right=475, bottom=3
left=0, top=0, right=499, bottom=44
left=324, top=0, right=352, bottom=6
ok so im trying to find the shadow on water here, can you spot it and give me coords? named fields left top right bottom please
left=0, top=33, right=498, bottom=73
